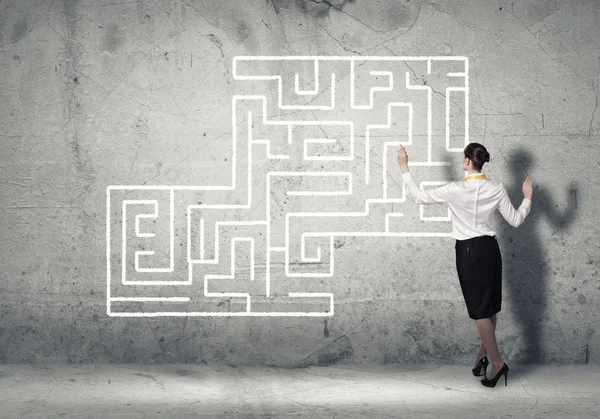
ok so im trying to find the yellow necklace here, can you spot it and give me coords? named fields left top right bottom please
left=464, top=174, right=487, bottom=181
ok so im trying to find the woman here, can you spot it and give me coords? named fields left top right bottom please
left=397, top=142, right=533, bottom=388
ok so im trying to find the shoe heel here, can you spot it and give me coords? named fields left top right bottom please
left=472, top=356, right=488, bottom=378
left=504, top=371, right=508, bottom=386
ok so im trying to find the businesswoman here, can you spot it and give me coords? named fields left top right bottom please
left=397, top=142, right=533, bottom=388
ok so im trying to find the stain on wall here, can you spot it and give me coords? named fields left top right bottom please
left=10, top=19, right=28, bottom=44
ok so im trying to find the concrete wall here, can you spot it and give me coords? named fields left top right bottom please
left=1, top=0, right=599, bottom=365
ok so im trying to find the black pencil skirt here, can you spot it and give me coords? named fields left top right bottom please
left=455, top=235, right=503, bottom=320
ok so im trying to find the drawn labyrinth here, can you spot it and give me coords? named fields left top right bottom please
left=106, top=56, right=469, bottom=317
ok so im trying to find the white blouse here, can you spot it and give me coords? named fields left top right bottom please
left=401, top=172, right=532, bottom=240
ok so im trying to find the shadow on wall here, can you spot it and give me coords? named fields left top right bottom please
left=496, top=148, right=578, bottom=364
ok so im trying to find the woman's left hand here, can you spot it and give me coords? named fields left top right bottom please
left=397, top=145, right=409, bottom=173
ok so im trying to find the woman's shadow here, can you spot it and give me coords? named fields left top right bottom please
left=444, top=149, right=577, bottom=366
left=496, top=148, right=577, bottom=365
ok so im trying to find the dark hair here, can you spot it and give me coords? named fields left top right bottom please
left=464, top=142, right=490, bottom=171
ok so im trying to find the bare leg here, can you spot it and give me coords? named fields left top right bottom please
left=475, top=315, right=503, bottom=376
left=474, top=314, right=497, bottom=366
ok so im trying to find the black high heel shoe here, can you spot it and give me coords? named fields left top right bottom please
left=471, top=356, right=489, bottom=378
left=481, top=363, right=509, bottom=387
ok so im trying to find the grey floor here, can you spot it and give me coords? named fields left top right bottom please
left=1, top=363, right=598, bottom=418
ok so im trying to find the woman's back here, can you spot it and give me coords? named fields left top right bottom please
left=401, top=174, right=532, bottom=240
left=448, top=178, right=530, bottom=240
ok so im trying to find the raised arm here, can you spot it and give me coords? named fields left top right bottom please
left=497, top=182, right=532, bottom=227
left=397, top=144, right=451, bottom=205
left=402, top=172, right=452, bottom=204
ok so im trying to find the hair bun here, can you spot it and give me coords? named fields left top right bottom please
left=475, top=149, right=490, bottom=163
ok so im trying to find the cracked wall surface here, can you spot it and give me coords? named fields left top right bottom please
left=0, top=0, right=599, bottom=364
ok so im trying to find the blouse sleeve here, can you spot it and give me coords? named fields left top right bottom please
left=497, top=184, right=532, bottom=227
left=401, top=172, right=452, bottom=205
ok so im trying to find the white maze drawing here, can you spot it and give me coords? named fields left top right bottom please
left=106, top=56, right=469, bottom=317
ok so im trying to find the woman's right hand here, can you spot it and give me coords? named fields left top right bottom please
left=522, top=176, right=533, bottom=200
